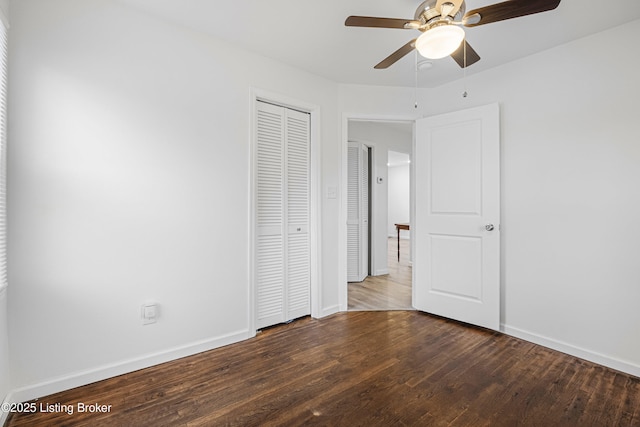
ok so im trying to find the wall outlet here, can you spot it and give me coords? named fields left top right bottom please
left=141, top=303, right=158, bottom=325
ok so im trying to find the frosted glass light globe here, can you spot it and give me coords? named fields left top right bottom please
left=415, top=25, right=465, bottom=59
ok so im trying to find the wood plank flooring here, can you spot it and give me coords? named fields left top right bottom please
left=6, top=311, right=640, bottom=426
left=348, top=237, right=412, bottom=311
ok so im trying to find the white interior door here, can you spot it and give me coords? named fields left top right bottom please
left=347, top=142, right=369, bottom=282
left=413, top=104, right=500, bottom=330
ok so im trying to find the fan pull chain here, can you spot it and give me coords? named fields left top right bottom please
left=414, top=51, right=418, bottom=109
left=462, top=37, right=468, bottom=98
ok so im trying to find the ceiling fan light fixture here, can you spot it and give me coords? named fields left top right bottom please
left=415, top=25, right=465, bottom=59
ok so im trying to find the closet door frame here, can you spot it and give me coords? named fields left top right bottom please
left=250, top=89, right=321, bottom=333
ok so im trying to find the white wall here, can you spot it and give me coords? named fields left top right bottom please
left=388, top=164, right=410, bottom=238
left=0, top=289, right=9, bottom=406
left=7, top=0, right=340, bottom=400
left=348, top=122, right=411, bottom=275
left=0, top=0, right=7, bottom=23
left=341, top=19, right=640, bottom=375
left=0, top=0, right=9, bottom=408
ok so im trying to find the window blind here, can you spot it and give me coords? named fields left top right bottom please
left=0, top=19, right=7, bottom=291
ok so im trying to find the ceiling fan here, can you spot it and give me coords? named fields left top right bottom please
left=345, top=0, right=561, bottom=69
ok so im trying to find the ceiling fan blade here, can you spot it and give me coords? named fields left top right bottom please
left=450, top=40, right=481, bottom=68
left=463, top=0, right=561, bottom=27
left=345, top=16, right=420, bottom=30
left=374, top=39, right=417, bottom=69
left=436, top=0, right=464, bottom=18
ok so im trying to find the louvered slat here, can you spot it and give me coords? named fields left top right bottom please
left=286, top=112, right=309, bottom=228
left=362, top=146, right=369, bottom=224
left=347, top=224, right=360, bottom=282
left=256, top=235, right=284, bottom=322
left=347, top=146, right=360, bottom=222
left=257, top=107, right=283, bottom=229
left=287, top=233, right=310, bottom=318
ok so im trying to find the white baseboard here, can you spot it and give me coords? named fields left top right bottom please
left=1, top=328, right=252, bottom=423
left=501, top=324, right=640, bottom=378
left=373, top=269, right=389, bottom=276
left=388, top=235, right=411, bottom=240
left=319, top=304, right=340, bottom=318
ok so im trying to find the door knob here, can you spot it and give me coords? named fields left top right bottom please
left=485, top=224, right=494, bottom=231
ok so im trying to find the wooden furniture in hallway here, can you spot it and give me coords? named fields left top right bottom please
left=394, top=222, right=410, bottom=261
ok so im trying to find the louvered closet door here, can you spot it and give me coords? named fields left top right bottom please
left=347, top=142, right=368, bottom=282
left=255, top=101, right=310, bottom=329
left=347, top=144, right=360, bottom=282
left=285, top=109, right=311, bottom=320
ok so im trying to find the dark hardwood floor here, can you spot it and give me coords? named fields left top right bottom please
left=6, top=311, right=640, bottom=426
left=348, top=237, right=412, bottom=311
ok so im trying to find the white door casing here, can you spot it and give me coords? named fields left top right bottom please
left=413, top=103, right=500, bottom=330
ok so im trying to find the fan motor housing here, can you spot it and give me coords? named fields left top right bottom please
left=414, top=0, right=466, bottom=24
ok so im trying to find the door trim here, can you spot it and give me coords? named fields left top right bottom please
left=250, top=88, right=321, bottom=332
left=340, top=114, right=419, bottom=311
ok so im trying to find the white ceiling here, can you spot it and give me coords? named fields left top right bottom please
left=117, top=0, right=640, bottom=88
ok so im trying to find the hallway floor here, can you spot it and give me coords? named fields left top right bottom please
left=348, top=237, right=412, bottom=311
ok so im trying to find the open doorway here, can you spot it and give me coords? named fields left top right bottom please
left=346, top=119, right=413, bottom=311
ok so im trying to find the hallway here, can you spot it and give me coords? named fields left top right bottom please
left=348, top=237, right=412, bottom=311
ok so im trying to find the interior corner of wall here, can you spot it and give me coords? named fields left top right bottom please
left=0, top=3, right=8, bottom=29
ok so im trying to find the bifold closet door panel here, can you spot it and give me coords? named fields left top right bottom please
left=285, top=109, right=311, bottom=320
left=256, top=101, right=285, bottom=329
